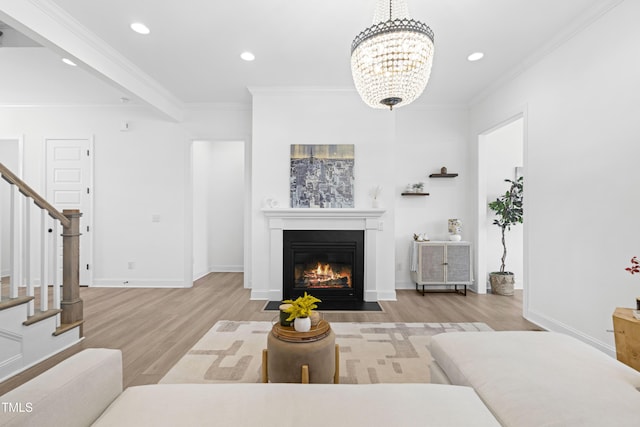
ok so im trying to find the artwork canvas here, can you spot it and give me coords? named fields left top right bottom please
left=290, top=144, right=354, bottom=208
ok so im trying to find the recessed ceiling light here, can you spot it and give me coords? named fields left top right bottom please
left=467, top=52, right=484, bottom=62
left=240, top=51, right=255, bottom=61
left=62, top=58, right=77, bottom=66
left=130, top=22, right=150, bottom=35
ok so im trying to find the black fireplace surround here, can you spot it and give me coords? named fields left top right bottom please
left=283, top=230, right=364, bottom=304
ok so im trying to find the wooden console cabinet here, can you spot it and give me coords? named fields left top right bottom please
left=411, top=241, right=472, bottom=295
left=612, top=307, right=640, bottom=371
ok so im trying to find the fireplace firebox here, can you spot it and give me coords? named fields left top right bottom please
left=283, top=230, right=364, bottom=304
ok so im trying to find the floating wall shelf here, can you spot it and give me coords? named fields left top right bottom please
left=401, top=192, right=430, bottom=196
left=429, top=166, right=458, bottom=178
left=429, top=173, right=458, bottom=178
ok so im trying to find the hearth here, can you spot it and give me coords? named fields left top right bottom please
left=283, top=230, right=364, bottom=304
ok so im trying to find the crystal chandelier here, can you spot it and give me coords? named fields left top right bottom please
left=350, top=0, right=435, bottom=110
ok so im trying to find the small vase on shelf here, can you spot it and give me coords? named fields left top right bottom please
left=294, top=316, right=311, bottom=332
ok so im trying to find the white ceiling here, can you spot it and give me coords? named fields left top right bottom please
left=0, top=0, right=618, bottom=109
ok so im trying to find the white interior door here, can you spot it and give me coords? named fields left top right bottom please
left=46, top=138, right=93, bottom=286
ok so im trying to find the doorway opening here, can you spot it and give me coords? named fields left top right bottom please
left=191, top=140, right=246, bottom=283
left=477, top=116, right=525, bottom=296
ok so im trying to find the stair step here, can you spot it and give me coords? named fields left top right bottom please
left=53, top=320, right=84, bottom=336
left=0, top=296, right=35, bottom=311
left=23, top=309, right=62, bottom=326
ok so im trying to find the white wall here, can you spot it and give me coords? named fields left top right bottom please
left=394, top=106, right=472, bottom=289
left=250, top=89, right=397, bottom=301
left=470, top=0, right=640, bottom=354
left=0, top=105, right=250, bottom=288
left=484, top=119, right=524, bottom=288
left=192, top=141, right=210, bottom=280
left=1, top=106, right=189, bottom=287
left=207, top=141, right=245, bottom=272
left=0, top=139, right=20, bottom=277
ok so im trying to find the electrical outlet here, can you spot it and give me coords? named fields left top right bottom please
left=128, top=261, right=136, bottom=270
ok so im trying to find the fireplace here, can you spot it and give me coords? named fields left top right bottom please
left=283, top=230, right=364, bottom=304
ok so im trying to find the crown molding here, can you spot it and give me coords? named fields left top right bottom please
left=468, top=0, right=625, bottom=107
left=247, top=86, right=356, bottom=96
left=0, top=0, right=185, bottom=121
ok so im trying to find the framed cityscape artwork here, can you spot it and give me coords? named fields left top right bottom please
left=290, top=144, right=354, bottom=208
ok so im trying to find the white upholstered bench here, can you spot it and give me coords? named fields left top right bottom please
left=430, top=331, right=640, bottom=427
left=1, top=348, right=501, bottom=427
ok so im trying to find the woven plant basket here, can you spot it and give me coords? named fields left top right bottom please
left=489, top=273, right=515, bottom=296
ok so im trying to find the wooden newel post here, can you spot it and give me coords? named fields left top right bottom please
left=61, top=209, right=83, bottom=336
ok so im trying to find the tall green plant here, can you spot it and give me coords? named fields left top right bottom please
left=488, top=176, right=523, bottom=274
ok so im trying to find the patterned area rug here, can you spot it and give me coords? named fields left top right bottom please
left=160, top=320, right=492, bottom=385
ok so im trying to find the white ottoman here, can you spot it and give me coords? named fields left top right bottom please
left=430, top=331, right=640, bottom=427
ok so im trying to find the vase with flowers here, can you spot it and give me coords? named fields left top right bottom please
left=282, top=292, right=321, bottom=332
left=369, top=185, right=382, bottom=208
left=625, top=256, right=640, bottom=309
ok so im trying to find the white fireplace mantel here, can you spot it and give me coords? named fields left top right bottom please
left=262, top=208, right=386, bottom=302
left=262, top=208, right=386, bottom=219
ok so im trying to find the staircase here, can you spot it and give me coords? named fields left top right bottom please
left=0, top=163, right=83, bottom=382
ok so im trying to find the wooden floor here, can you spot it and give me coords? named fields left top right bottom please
left=0, top=272, right=539, bottom=394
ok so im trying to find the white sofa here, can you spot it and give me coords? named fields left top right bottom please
left=430, top=331, right=640, bottom=427
left=1, top=348, right=501, bottom=427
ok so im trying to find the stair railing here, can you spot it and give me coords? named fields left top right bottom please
left=0, top=162, right=83, bottom=335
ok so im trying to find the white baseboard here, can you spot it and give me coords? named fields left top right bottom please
left=91, top=279, right=189, bottom=288
left=525, top=308, right=615, bottom=357
left=371, top=290, right=397, bottom=301
left=194, top=266, right=244, bottom=281
left=209, top=265, right=243, bottom=273
left=193, top=269, right=210, bottom=281
left=394, top=281, right=415, bottom=290
left=250, top=289, right=273, bottom=300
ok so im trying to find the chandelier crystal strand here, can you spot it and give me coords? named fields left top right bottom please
left=351, top=0, right=434, bottom=110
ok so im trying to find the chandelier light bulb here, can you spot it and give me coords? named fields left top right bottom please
left=350, top=0, right=435, bottom=110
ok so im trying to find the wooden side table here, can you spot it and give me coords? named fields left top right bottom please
left=262, top=320, right=339, bottom=384
left=612, top=307, right=640, bottom=371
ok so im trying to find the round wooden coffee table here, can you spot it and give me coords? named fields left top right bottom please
left=262, top=320, right=339, bottom=384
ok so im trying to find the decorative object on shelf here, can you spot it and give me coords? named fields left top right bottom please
left=401, top=182, right=429, bottom=196
left=290, top=145, right=354, bottom=208
left=413, top=233, right=429, bottom=242
left=448, top=218, right=462, bottom=241
left=625, top=256, right=640, bottom=309
left=369, top=185, right=383, bottom=208
left=265, top=198, right=280, bottom=208
left=350, top=0, right=435, bottom=110
left=281, top=292, right=322, bottom=333
left=488, top=176, right=524, bottom=296
left=429, top=166, right=459, bottom=178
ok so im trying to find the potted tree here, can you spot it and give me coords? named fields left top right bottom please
left=488, top=176, right=523, bottom=295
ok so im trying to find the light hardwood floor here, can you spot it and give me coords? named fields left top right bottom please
left=0, top=272, right=539, bottom=394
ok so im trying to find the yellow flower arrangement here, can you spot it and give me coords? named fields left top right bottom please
left=282, top=292, right=321, bottom=322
